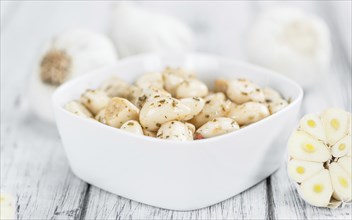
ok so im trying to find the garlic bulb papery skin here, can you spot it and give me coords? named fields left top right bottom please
left=29, top=29, right=118, bottom=123
left=0, top=192, right=15, bottom=220
left=246, top=8, right=331, bottom=87
left=110, top=2, right=195, bottom=58
left=287, top=108, right=352, bottom=208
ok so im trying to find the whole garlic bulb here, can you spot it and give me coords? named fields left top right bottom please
left=110, top=2, right=195, bottom=57
left=287, top=108, right=351, bottom=208
left=28, top=29, right=118, bottom=122
left=246, top=8, right=331, bottom=87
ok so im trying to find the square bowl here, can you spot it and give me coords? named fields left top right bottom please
left=52, top=53, right=303, bottom=210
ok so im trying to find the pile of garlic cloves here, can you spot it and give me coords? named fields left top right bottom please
left=288, top=108, right=351, bottom=208
left=64, top=67, right=289, bottom=141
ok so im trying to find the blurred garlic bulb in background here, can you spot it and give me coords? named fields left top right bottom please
left=0, top=192, right=15, bottom=220
left=246, top=8, right=331, bottom=87
left=29, top=29, right=118, bottom=123
left=110, top=2, right=195, bottom=57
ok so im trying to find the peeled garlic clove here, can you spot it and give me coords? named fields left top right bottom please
left=95, top=109, right=107, bottom=124
left=189, top=93, right=232, bottom=128
left=329, top=162, right=351, bottom=202
left=185, top=122, right=196, bottom=135
left=104, top=97, right=139, bottom=128
left=322, top=108, right=350, bottom=145
left=135, top=72, right=163, bottom=89
left=80, top=89, right=111, bottom=115
left=263, top=87, right=283, bottom=103
left=156, top=121, right=193, bottom=141
left=110, top=3, right=194, bottom=58
left=267, top=99, right=289, bottom=114
left=226, top=79, right=265, bottom=104
left=246, top=8, right=331, bottom=87
left=337, top=156, right=351, bottom=176
left=299, top=113, right=326, bottom=142
left=120, top=120, right=143, bottom=135
left=129, top=86, right=171, bottom=109
left=0, top=192, right=15, bottom=220
left=143, top=129, right=157, bottom=137
left=29, top=29, right=118, bottom=122
left=195, top=117, right=239, bottom=139
left=227, top=102, right=270, bottom=126
left=162, top=67, right=194, bottom=96
left=299, top=169, right=333, bottom=207
left=100, top=76, right=130, bottom=98
left=287, top=159, right=324, bottom=183
left=179, top=97, right=205, bottom=120
left=331, top=135, right=351, bottom=158
left=139, top=97, right=191, bottom=131
left=288, top=130, right=331, bottom=162
left=214, top=79, right=228, bottom=93
left=176, top=79, right=208, bottom=99
left=64, top=101, right=93, bottom=118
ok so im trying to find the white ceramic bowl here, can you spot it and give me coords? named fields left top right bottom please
left=53, top=53, right=303, bottom=210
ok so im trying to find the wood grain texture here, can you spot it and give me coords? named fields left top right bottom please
left=1, top=116, right=88, bottom=219
left=83, top=181, right=268, bottom=220
left=1, top=1, right=351, bottom=220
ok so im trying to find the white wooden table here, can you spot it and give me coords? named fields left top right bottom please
left=1, top=1, right=351, bottom=219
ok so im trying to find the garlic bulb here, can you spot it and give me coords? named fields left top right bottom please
left=246, top=8, right=331, bottom=87
left=29, top=29, right=118, bottom=123
left=287, top=108, right=351, bottom=208
left=110, top=2, right=195, bottom=57
left=0, top=192, right=15, bottom=220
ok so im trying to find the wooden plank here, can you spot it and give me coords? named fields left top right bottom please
left=1, top=117, right=89, bottom=219
left=83, top=180, right=268, bottom=220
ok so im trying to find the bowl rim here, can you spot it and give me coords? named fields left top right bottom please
left=52, top=52, right=304, bottom=145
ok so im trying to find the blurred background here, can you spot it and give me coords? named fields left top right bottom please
left=1, top=0, right=351, bottom=122
left=1, top=1, right=351, bottom=219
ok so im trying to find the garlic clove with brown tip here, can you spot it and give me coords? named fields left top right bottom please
left=29, top=29, right=118, bottom=123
